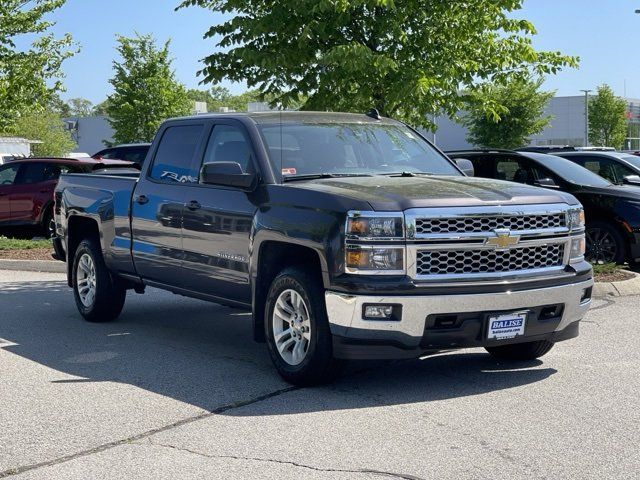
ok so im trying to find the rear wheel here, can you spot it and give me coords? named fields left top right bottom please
left=41, top=207, right=55, bottom=239
left=585, top=221, right=625, bottom=265
left=265, top=266, right=339, bottom=385
left=485, top=340, right=554, bottom=361
left=72, top=238, right=126, bottom=322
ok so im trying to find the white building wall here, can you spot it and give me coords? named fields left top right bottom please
left=429, top=96, right=640, bottom=151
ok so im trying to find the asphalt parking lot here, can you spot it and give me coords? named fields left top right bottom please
left=1, top=270, right=639, bottom=479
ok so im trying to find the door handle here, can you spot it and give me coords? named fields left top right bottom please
left=134, top=195, right=149, bottom=205
left=187, top=200, right=201, bottom=211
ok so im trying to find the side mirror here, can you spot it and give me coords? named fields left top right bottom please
left=534, top=177, right=560, bottom=189
left=454, top=158, right=474, bottom=176
left=622, top=175, right=640, bottom=186
left=200, top=162, right=257, bottom=190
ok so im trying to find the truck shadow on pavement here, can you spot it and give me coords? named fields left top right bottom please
left=0, top=280, right=556, bottom=414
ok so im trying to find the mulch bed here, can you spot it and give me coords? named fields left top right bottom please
left=0, top=248, right=54, bottom=261
left=595, top=270, right=635, bottom=283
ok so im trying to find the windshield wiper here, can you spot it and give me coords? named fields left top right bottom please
left=376, top=172, right=434, bottom=177
left=283, top=173, right=372, bottom=182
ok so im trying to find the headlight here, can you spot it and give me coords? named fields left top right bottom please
left=347, top=212, right=404, bottom=240
left=568, top=207, right=585, bottom=231
left=570, top=235, right=586, bottom=263
left=345, top=246, right=405, bottom=273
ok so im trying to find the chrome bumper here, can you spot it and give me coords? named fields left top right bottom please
left=325, top=279, right=593, bottom=350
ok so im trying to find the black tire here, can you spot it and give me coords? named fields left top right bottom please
left=585, top=221, right=626, bottom=265
left=485, top=340, right=555, bottom=361
left=41, top=207, right=55, bottom=239
left=264, top=266, right=339, bottom=385
left=72, top=238, right=126, bottom=322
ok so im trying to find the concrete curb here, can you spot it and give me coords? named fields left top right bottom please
left=0, top=259, right=66, bottom=274
left=593, top=271, right=640, bottom=298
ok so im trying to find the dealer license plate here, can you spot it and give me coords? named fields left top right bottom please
left=487, top=312, right=527, bottom=340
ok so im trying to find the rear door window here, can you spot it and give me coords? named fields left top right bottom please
left=0, top=164, right=20, bottom=185
left=149, top=125, right=205, bottom=183
left=16, top=163, right=46, bottom=184
left=495, top=158, right=534, bottom=184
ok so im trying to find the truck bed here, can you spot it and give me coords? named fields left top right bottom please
left=55, top=173, right=139, bottom=276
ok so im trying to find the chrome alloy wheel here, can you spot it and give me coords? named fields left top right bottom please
left=76, top=253, right=97, bottom=307
left=272, top=289, right=311, bottom=366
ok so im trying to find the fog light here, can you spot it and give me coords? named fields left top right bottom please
left=362, top=304, right=401, bottom=321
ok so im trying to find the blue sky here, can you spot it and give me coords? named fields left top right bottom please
left=41, top=0, right=640, bottom=104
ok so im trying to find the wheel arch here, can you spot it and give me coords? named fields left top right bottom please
left=65, top=215, right=101, bottom=287
left=251, top=239, right=327, bottom=343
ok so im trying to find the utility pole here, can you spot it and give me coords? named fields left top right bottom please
left=580, top=89, right=592, bottom=147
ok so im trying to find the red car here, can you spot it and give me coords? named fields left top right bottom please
left=0, top=157, right=133, bottom=237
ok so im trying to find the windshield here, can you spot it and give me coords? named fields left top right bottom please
left=539, top=154, right=611, bottom=187
left=257, top=122, right=460, bottom=180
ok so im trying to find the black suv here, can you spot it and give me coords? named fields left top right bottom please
left=92, top=143, right=151, bottom=165
left=447, top=149, right=640, bottom=265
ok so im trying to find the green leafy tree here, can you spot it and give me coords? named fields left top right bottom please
left=48, top=93, right=72, bottom=117
left=179, top=0, right=577, bottom=129
left=106, top=34, right=192, bottom=143
left=0, top=0, right=76, bottom=131
left=12, top=111, right=75, bottom=157
left=66, top=97, right=94, bottom=117
left=93, top=98, right=112, bottom=116
left=462, top=76, right=554, bottom=149
left=588, top=84, right=628, bottom=149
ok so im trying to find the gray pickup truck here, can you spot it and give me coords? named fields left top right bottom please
left=54, top=111, right=593, bottom=384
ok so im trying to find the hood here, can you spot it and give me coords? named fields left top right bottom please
left=581, top=183, right=640, bottom=201
left=289, top=175, right=578, bottom=211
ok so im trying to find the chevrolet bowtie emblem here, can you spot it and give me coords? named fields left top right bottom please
left=485, top=229, right=520, bottom=249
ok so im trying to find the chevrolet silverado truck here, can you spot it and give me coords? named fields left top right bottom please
left=54, top=111, right=593, bottom=385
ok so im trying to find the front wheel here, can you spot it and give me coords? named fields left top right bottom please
left=585, top=221, right=625, bottom=265
left=72, top=238, right=126, bottom=322
left=485, top=340, right=555, bottom=361
left=265, top=266, right=339, bottom=385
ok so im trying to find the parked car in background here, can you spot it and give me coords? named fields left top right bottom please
left=447, top=149, right=640, bottom=265
left=55, top=112, right=593, bottom=384
left=553, top=151, right=640, bottom=187
left=0, top=153, right=17, bottom=165
left=621, top=150, right=640, bottom=157
left=0, top=157, right=134, bottom=238
left=92, top=143, right=151, bottom=165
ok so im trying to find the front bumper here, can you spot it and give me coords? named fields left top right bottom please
left=326, top=278, right=593, bottom=360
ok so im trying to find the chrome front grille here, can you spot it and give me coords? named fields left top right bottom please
left=414, top=213, right=566, bottom=235
left=405, top=205, right=573, bottom=282
left=416, top=244, right=565, bottom=276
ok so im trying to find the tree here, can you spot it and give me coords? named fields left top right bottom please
left=106, top=34, right=192, bottom=144
left=178, top=0, right=577, bottom=129
left=66, top=97, right=94, bottom=117
left=462, top=76, right=554, bottom=149
left=0, top=0, right=76, bottom=131
left=12, top=111, right=75, bottom=157
left=93, top=98, right=112, bottom=116
left=588, top=84, right=628, bottom=149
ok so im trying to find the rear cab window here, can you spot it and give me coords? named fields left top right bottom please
left=148, top=125, right=205, bottom=183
